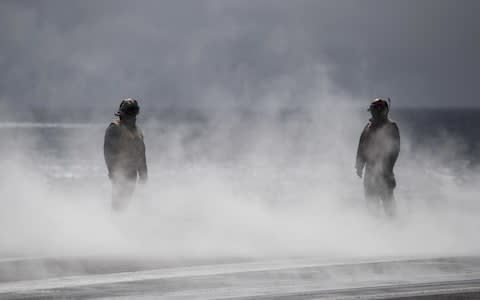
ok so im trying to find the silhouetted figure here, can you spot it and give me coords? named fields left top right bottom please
left=104, top=98, right=147, bottom=211
left=356, top=99, right=400, bottom=216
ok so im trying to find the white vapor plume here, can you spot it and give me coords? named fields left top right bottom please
left=0, top=77, right=479, bottom=265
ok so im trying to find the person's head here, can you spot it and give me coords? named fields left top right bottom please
left=368, top=98, right=389, bottom=121
left=115, top=98, right=140, bottom=120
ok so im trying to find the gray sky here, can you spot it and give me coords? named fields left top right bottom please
left=0, top=0, right=479, bottom=113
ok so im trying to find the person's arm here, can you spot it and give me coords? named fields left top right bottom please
left=386, top=122, right=400, bottom=172
left=137, top=132, right=148, bottom=183
left=355, top=124, right=368, bottom=178
left=104, top=123, right=121, bottom=179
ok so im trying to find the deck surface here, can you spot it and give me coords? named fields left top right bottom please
left=1, top=256, right=480, bottom=299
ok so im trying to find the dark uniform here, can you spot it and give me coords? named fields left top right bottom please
left=104, top=98, right=147, bottom=211
left=356, top=99, right=400, bottom=216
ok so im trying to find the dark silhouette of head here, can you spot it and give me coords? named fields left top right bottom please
left=115, top=98, right=140, bottom=120
left=368, top=98, right=389, bottom=122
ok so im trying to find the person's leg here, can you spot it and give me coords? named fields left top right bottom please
left=381, top=174, right=396, bottom=217
left=381, top=190, right=395, bottom=217
left=111, top=178, right=135, bottom=211
left=364, top=175, right=381, bottom=216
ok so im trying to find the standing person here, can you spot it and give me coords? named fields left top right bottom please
left=356, top=99, right=400, bottom=216
left=104, top=98, right=148, bottom=211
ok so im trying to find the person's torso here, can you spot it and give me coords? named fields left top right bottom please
left=112, top=119, right=144, bottom=169
left=362, top=120, right=397, bottom=167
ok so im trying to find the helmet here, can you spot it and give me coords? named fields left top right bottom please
left=368, top=98, right=389, bottom=113
left=115, top=98, right=139, bottom=116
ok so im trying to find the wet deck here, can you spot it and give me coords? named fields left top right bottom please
left=1, top=256, right=480, bottom=299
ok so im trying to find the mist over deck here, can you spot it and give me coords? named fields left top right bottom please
left=1, top=1, right=480, bottom=298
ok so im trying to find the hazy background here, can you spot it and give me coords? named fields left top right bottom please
left=0, top=0, right=479, bottom=263
left=0, top=0, right=479, bottom=121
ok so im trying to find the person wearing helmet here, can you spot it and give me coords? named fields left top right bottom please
left=104, top=98, right=148, bottom=211
left=355, top=98, right=400, bottom=216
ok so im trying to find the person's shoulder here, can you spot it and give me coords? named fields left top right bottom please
left=359, top=122, right=372, bottom=136
left=387, top=119, right=399, bottom=127
left=136, top=125, right=144, bottom=138
left=106, top=117, right=122, bottom=129
left=109, top=117, right=121, bottom=126
left=106, top=118, right=121, bottom=134
left=386, top=119, right=400, bottom=133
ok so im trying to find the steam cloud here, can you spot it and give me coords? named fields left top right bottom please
left=1, top=86, right=479, bottom=262
left=0, top=0, right=479, bottom=270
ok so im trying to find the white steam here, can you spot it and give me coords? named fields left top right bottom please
left=0, top=93, right=479, bottom=262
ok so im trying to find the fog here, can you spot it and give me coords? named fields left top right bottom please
left=1, top=89, right=479, bottom=264
left=1, top=0, right=479, bottom=115
left=0, top=2, right=479, bottom=289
